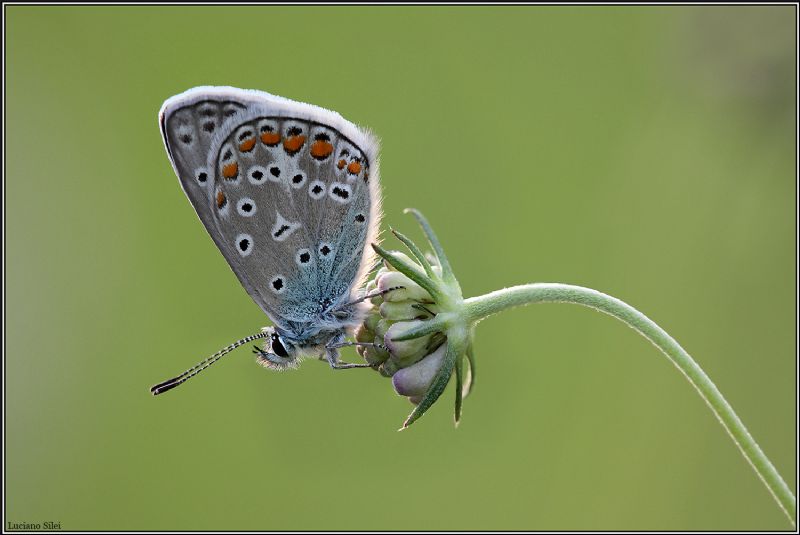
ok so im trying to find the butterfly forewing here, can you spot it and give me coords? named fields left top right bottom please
left=160, top=91, right=255, bottom=237
left=160, top=89, right=276, bottom=317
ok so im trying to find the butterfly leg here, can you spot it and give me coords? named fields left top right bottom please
left=328, top=341, right=389, bottom=352
left=325, top=336, right=372, bottom=370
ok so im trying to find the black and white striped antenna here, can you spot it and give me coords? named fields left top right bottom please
left=150, top=331, right=268, bottom=395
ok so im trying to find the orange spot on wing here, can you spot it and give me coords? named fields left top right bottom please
left=216, top=191, right=226, bottom=208
left=222, top=162, right=238, bottom=179
left=337, top=159, right=346, bottom=170
left=283, top=135, right=307, bottom=155
left=261, top=132, right=281, bottom=146
left=238, top=138, right=256, bottom=152
left=347, top=161, right=362, bottom=175
left=310, top=140, right=334, bottom=160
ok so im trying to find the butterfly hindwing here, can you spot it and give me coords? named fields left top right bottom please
left=207, top=104, right=380, bottom=327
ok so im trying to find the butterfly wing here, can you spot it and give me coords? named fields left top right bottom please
left=160, top=87, right=381, bottom=331
left=159, top=87, right=266, bottom=309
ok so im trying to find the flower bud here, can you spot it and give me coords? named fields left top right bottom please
left=380, top=300, right=434, bottom=322
left=384, top=320, right=434, bottom=367
left=363, top=310, right=381, bottom=334
left=391, top=343, right=447, bottom=400
left=377, top=271, right=432, bottom=303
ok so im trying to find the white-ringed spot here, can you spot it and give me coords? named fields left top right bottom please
left=236, top=197, right=256, bottom=217
left=271, top=212, right=300, bottom=242
left=328, top=182, right=352, bottom=204
left=308, top=180, right=326, bottom=200
left=318, top=242, right=334, bottom=258
left=248, top=165, right=268, bottom=185
left=270, top=275, right=286, bottom=294
left=194, top=167, right=209, bottom=185
left=290, top=172, right=306, bottom=189
left=235, top=233, right=254, bottom=257
left=295, top=248, right=313, bottom=266
left=268, top=165, right=282, bottom=182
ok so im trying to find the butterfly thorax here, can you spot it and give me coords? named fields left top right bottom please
left=277, top=298, right=367, bottom=347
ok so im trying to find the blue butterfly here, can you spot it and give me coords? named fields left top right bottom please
left=151, top=87, right=385, bottom=395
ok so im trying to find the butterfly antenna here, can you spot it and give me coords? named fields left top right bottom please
left=150, top=331, right=269, bottom=396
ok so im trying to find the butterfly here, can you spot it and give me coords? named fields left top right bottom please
left=151, top=87, right=387, bottom=395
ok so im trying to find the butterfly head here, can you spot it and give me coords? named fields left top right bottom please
left=255, top=327, right=300, bottom=370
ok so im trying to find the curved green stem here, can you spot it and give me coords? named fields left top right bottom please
left=464, top=283, right=796, bottom=527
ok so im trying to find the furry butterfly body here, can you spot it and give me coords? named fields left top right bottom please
left=152, top=87, right=383, bottom=393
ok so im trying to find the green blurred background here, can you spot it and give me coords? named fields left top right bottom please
left=6, top=5, right=796, bottom=530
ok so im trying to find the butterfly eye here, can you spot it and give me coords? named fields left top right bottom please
left=271, top=333, right=289, bottom=358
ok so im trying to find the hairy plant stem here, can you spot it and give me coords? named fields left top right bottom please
left=464, top=283, right=796, bottom=527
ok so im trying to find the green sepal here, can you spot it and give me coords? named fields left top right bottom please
left=391, top=228, right=436, bottom=279
left=387, top=316, right=446, bottom=341
left=454, top=351, right=464, bottom=425
left=371, top=243, right=442, bottom=301
left=405, top=208, right=457, bottom=285
left=464, top=343, right=476, bottom=398
left=401, top=339, right=462, bottom=429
